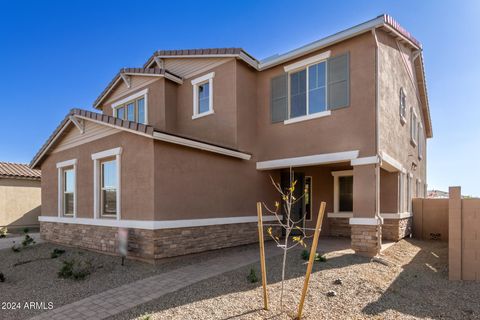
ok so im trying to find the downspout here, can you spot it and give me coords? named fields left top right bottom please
left=371, top=28, right=382, bottom=254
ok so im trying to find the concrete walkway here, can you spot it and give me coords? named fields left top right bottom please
left=0, top=233, right=43, bottom=250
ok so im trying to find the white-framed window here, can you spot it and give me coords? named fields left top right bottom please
left=191, top=72, right=214, bottom=119
left=398, top=172, right=405, bottom=212
left=410, top=108, right=418, bottom=146
left=56, top=159, right=77, bottom=217
left=111, top=89, right=148, bottom=124
left=332, top=170, right=353, bottom=213
left=92, top=147, right=122, bottom=220
left=418, top=123, right=424, bottom=160
left=304, top=176, right=313, bottom=221
left=407, top=173, right=412, bottom=213
left=399, top=87, right=407, bottom=124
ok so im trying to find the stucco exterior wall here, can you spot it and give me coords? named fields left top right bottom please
left=255, top=32, right=377, bottom=161
left=378, top=29, right=427, bottom=209
left=41, top=129, right=155, bottom=220
left=0, top=178, right=41, bottom=228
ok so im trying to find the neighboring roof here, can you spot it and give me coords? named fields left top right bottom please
left=30, top=109, right=251, bottom=169
left=0, top=162, right=41, bottom=180
left=93, top=68, right=183, bottom=109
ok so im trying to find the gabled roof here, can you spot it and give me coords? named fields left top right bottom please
left=0, top=162, right=41, bottom=180
left=30, top=109, right=251, bottom=169
left=93, top=68, right=183, bottom=109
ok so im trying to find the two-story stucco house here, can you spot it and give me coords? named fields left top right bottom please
left=30, top=14, right=432, bottom=260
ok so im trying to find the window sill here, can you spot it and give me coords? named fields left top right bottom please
left=100, top=214, right=117, bottom=219
left=327, top=212, right=353, bottom=218
left=192, top=110, right=214, bottom=120
left=283, top=110, right=331, bottom=125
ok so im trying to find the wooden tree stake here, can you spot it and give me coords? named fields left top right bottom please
left=256, top=202, right=269, bottom=310
left=297, top=201, right=326, bottom=319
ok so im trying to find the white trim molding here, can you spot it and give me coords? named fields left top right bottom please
left=380, top=151, right=404, bottom=172
left=327, top=212, right=353, bottom=218
left=331, top=170, right=353, bottom=214
left=111, top=88, right=149, bottom=125
left=381, top=212, right=413, bottom=219
left=92, top=147, right=123, bottom=220
left=56, top=159, right=77, bottom=218
left=283, top=110, right=331, bottom=125
left=256, top=150, right=359, bottom=170
left=192, top=72, right=215, bottom=119
left=39, top=215, right=282, bottom=230
left=351, top=156, right=380, bottom=166
left=283, top=50, right=331, bottom=72
left=349, top=217, right=383, bottom=225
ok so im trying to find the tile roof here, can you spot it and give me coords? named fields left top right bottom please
left=0, top=162, right=41, bottom=180
left=93, top=68, right=182, bottom=109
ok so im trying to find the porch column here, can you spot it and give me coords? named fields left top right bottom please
left=350, top=163, right=382, bottom=257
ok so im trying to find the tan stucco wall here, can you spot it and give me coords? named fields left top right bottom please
left=0, top=178, right=41, bottom=228
left=255, top=32, right=377, bottom=161
left=380, top=169, right=399, bottom=213
left=378, top=29, right=427, bottom=210
left=412, top=198, right=448, bottom=241
left=41, top=129, right=155, bottom=220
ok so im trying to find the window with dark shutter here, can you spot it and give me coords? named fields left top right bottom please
left=327, top=52, right=349, bottom=110
left=270, top=73, right=288, bottom=123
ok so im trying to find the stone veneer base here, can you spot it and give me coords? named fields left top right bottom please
left=350, top=224, right=381, bottom=257
left=382, top=217, right=413, bottom=241
left=40, top=221, right=280, bottom=261
left=328, top=217, right=351, bottom=237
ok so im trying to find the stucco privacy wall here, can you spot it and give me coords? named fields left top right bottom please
left=448, top=187, right=480, bottom=281
left=412, top=198, right=448, bottom=241
left=0, top=178, right=41, bottom=228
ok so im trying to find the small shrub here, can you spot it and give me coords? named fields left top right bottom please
left=301, top=250, right=327, bottom=262
left=58, top=259, right=92, bottom=281
left=0, top=272, right=5, bottom=282
left=22, top=234, right=35, bottom=247
left=11, top=245, right=21, bottom=253
left=139, top=314, right=152, bottom=320
left=247, top=268, right=258, bottom=283
left=51, top=248, right=66, bottom=259
left=23, top=227, right=29, bottom=234
left=0, top=227, right=7, bottom=238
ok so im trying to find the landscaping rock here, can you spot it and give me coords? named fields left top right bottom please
left=327, top=290, right=337, bottom=297
left=333, top=278, right=343, bottom=285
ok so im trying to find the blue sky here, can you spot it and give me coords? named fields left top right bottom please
left=0, top=1, right=479, bottom=195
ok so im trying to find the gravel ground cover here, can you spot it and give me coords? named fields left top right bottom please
left=110, top=239, right=480, bottom=320
left=0, top=242, right=261, bottom=320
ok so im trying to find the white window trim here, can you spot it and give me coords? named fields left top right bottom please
left=410, top=108, right=418, bottom=146
left=406, top=173, right=412, bottom=213
left=286, top=57, right=329, bottom=123
left=418, top=123, right=424, bottom=160
left=111, top=88, right=149, bottom=125
left=192, top=72, right=214, bottom=119
left=56, top=159, right=77, bottom=218
left=398, top=172, right=405, bottom=212
left=331, top=170, right=353, bottom=214
left=399, top=87, right=407, bottom=125
left=92, top=147, right=122, bottom=220
left=304, top=176, right=313, bottom=222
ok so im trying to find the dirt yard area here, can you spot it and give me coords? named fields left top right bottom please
left=110, top=239, right=480, bottom=320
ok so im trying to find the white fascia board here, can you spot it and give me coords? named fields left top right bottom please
left=111, top=88, right=149, bottom=109
left=283, top=50, right=331, bottom=72
left=349, top=217, right=383, bottom=225
left=39, top=215, right=281, bottom=230
left=191, top=72, right=215, bottom=85
left=258, top=16, right=384, bottom=70
left=351, top=156, right=380, bottom=166
left=152, top=54, right=259, bottom=70
left=256, top=150, right=359, bottom=170
left=94, top=77, right=122, bottom=109
left=152, top=132, right=251, bottom=160
left=30, top=119, right=73, bottom=168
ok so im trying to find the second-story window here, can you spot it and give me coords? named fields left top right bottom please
left=192, top=72, right=214, bottom=119
left=399, top=87, right=407, bottom=124
left=111, top=89, right=148, bottom=124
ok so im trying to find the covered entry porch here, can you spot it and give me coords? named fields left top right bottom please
left=257, top=150, right=412, bottom=257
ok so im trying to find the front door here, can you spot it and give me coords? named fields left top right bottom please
left=281, top=171, right=305, bottom=235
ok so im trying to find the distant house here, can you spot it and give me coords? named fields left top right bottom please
left=427, top=189, right=449, bottom=199
left=0, top=162, right=41, bottom=230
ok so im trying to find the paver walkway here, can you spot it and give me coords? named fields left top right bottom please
left=30, top=242, right=284, bottom=320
